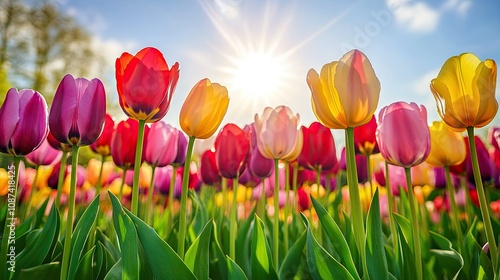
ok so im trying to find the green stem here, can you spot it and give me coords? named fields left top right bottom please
left=405, top=167, right=422, bottom=280
left=177, top=136, right=195, bottom=259
left=315, top=167, right=323, bottom=243
left=273, top=159, right=280, bottom=270
left=1, top=157, right=21, bottom=279
left=385, top=161, right=399, bottom=275
left=95, top=155, right=105, bottom=199
left=259, top=177, right=266, bottom=218
left=284, top=162, right=290, bottom=254
left=118, top=169, right=126, bottom=202
left=345, top=127, right=368, bottom=277
left=56, top=152, right=68, bottom=208
left=167, top=166, right=177, bottom=231
left=467, top=126, right=498, bottom=273
left=22, top=165, right=40, bottom=220
left=230, top=174, right=239, bottom=260
left=222, top=178, right=227, bottom=216
left=444, top=165, right=463, bottom=251
left=131, top=120, right=146, bottom=215
left=60, top=145, right=80, bottom=280
left=292, top=163, right=298, bottom=214
left=146, top=165, right=156, bottom=226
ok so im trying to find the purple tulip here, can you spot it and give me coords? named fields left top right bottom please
left=26, top=137, right=62, bottom=166
left=0, top=88, right=48, bottom=156
left=144, top=122, right=179, bottom=167
left=49, top=74, right=106, bottom=146
left=154, top=165, right=177, bottom=196
left=173, top=132, right=188, bottom=166
left=245, top=123, right=274, bottom=179
left=377, top=102, right=431, bottom=168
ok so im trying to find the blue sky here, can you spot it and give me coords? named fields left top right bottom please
left=58, top=0, right=500, bottom=137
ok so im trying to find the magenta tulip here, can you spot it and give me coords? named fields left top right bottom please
left=377, top=102, right=431, bottom=168
left=245, top=123, right=274, bottom=179
left=0, top=88, right=48, bottom=156
left=49, top=74, right=106, bottom=146
left=144, top=121, right=179, bottom=167
left=214, top=123, right=250, bottom=179
left=26, top=138, right=62, bottom=166
left=173, top=132, right=188, bottom=167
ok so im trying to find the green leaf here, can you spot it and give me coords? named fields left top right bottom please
left=67, top=195, right=100, bottom=280
left=429, top=231, right=463, bottom=279
left=18, top=262, right=60, bottom=279
left=185, top=220, right=213, bottom=280
left=75, top=245, right=96, bottom=279
left=310, top=195, right=359, bottom=279
left=396, top=224, right=416, bottom=280
left=189, top=191, right=210, bottom=239
left=236, top=204, right=257, bottom=276
left=103, top=258, right=122, bottom=280
left=110, top=191, right=139, bottom=280
left=460, top=219, right=480, bottom=280
left=302, top=213, right=355, bottom=280
left=251, top=214, right=278, bottom=280
left=393, top=213, right=413, bottom=251
left=210, top=220, right=229, bottom=280
left=227, top=256, right=249, bottom=280
left=278, top=229, right=306, bottom=279
left=110, top=192, right=196, bottom=280
left=365, top=189, right=389, bottom=280
left=15, top=204, right=60, bottom=278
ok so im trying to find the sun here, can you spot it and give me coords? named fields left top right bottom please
left=230, top=51, right=287, bottom=100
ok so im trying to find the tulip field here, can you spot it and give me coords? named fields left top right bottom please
left=1, top=47, right=499, bottom=280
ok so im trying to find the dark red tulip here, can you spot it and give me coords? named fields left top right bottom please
left=199, top=149, right=221, bottom=186
left=116, top=47, right=179, bottom=123
left=353, top=114, right=379, bottom=155
left=0, top=88, right=48, bottom=156
left=90, top=113, right=115, bottom=156
left=214, top=123, right=250, bottom=179
left=111, top=118, right=149, bottom=169
left=49, top=74, right=106, bottom=146
left=298, top=122, right=337, bottom=172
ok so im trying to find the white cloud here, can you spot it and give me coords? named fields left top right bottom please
left=386, top=0, right=472, bottom=33
left=414, top=69, right=439, bottom=95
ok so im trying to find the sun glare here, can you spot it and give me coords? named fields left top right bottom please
left=231, top=52, right=286, bottom=100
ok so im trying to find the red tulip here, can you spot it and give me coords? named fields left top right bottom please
left=144, top=121, right=179, bottom=167
left=353, top=114, right=379, bottom=155
left=111, top=119, right=149, bottom=169
left=49, top=74, right=106, bottom=146
left=199, top=149, right=221, bottom=186
left=0, top=88, right=48, bottom=156
left=116, top=47, right=179, bottom=123
left=377, top=102, right=431, bottom=168
left=298, top=122, right=337, bottom=172
left=214, top=123, right=250, bottom=179
left=26, top=138, right=62, bottom=166
left=90, top=113, right=115, bottom=156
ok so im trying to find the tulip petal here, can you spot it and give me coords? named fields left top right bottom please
left=77, top=78, right=106, bottom=145
left=0, top=88, right=20, bottom=152
left=50, top=74, right=78, bottom=144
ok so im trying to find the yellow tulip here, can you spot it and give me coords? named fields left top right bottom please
left=179, top=78, right=229, bottom=139
left=307, top=49, right=380, bottom=129
left=426, top=121, right=466, bottom=167
left=86, top=158, right=115, bottom=186
left=430, top=53, right=497, bottom=130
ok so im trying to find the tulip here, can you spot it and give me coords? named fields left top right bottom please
left=0, top=88, right=48, bottom=157
left=377, top=102, right=430, bottom=168
left=298, top=122, right=337, bottom=172
left=353, top=114, right=379, bottom=156
left=376, top=101, right=430, bottom=280
left=25, top=138, right=62, bottom=218
left=143, top=121, right=179, bottom=224
left=488, top=127, right=500, bottom=150
left=214, top=123, right=249, bottom=260
left=154, top=165, right=175, bottom=196
left=254, top=105, right=300, bottom=267
left=49, top=74, right=106, bottom=280
left=90, top=113, right=115, bottom=156
left=116, top=47, right=179, bottom=122
left=0, top=87, right=48, bottom=277
left=179, top=78, right=229, bottom=139
left=431, top=53, right=497, bottom=131
left=200, top=149, right=221, bottom=186
left=177, top=78, right=229, bottom=259
left=427, top=121, right=466, bottom=167
left=465, top=136, right=496, bottom=184
left=111, top=119, right=149, bottom=170
left=173, top=132, right=188, bottom=167
left=307, top=49, right=380, bottom=129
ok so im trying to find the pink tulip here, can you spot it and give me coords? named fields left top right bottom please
left=0, top=88, right=48, bottom=156
left=49, top=74, right=106, bottom=146
left=376, top=102, right=431, bottom=168
left=254, top=106, right=300, bottom=160
left=26, top=137, right=62, bottom=166
left=144, top=121, right=179, bottom=167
